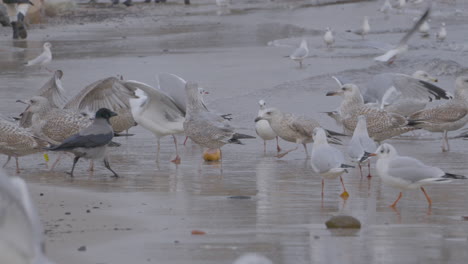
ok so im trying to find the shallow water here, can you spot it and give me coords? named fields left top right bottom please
left=1, top=1, right=468, bottom=264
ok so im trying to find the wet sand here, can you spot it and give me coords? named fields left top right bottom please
left=1, top=1, right=468, bottom=263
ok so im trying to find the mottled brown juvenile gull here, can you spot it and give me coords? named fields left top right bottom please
left=254, top=99, right=281, bottom=153
left=184, top=82, right=254, bottom=154
left=326, top=83, right=415, bottom=142
left=366, top=143, right=466, bottom=208
left=311, top=127, right=354, bottom=199
left=0, top=117, right=46, bottom=173
left=0, top=169, right=54, bottom=264
left=18, top=70, right=68, bottom=128
left=408, top=76, right=468, bottom=152
left=289, top=39, right=308, bottom=68
left=46, top=108, right=119, bottom=177
left=64, top=77, right=137, bottom=133
left=126, top=80, right=186, bottom=164
left=255, top=107, right=342, bottom=158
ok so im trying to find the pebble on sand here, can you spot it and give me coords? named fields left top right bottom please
left=325, top=215, right=361, bottom=229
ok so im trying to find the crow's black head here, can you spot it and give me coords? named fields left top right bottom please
left=95, top=108, right=117, bottom=120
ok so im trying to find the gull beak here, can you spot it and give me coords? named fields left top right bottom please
left=110, top=111, right=118, bottom=117
left=326, top=90, right=342, bottom=96
left=16, top=99, right=29, bottom=105
left=17, top=99, right=32, bottom=112
left=359, top=152, right=377, bottom=163
left=204, top=91, right=209, bottom=95
left=254, top=117, right=263, bottom=123
left=432, top=78, right=438, bottom=83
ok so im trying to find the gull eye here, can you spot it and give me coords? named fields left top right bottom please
left=266, top=111, right=272, bottom=115
left=380, top=149, right=385, bottom=153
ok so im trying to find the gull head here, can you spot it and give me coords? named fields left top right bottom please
left=43, top=42, right=52, bottom=49
left=412, top=70, right=438, bottom=82
left=258, top=99, right=266, bottom=108
left=255, top=107, right=280, bottom=123
left=326, top=83, right=360, bottom=98
left=373, top=143, right=398, bottom=159
left=95, top=108, right=118, bottom=121
left=21, top=96, right=50, bottom=113
left=312, top=127, right=328, bottom=144
left=454, top=76, right=468, bottom=99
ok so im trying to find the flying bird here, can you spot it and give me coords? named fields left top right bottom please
left=46, top=108, right=119, bottom=177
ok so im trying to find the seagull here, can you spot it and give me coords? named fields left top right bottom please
left=127, top=80, right=185, bottom=164
left=326, top=83, right=416, bottom=142
left=0, top=169, right=54, bottom=264
left=374, top=7, right=430, bottom=64
left=366, top=143, right=466, bottom=207
left=46, top=108, right=119, bottom=177
left=184, top=82, right=255, bottom=156
left=0, top=116, right=47, bottom=174
left=289, top=39, right=308, bottom=68
left=362, top=71, right=450, bottom=116
left=18, top=70, right=68, bottom=128
left=311, top=127, right=354, bottom=199
left=408, top=76, right=468, bottom=152
left=436, top=22, right=446, bottom=42
left=255, top=100, right=281, bottom=153
left=64, top=77, right=137, bottom=134
left=347, top=16, right=370, bottom=39
left=379, top=0, right=392, bottom=14
left=323, top=27, right=334, bottom=49
left=419, top=20, right=430, bottom=37
left=347, top=115, right=377, bottom=178
left=25, top=42, right=52, bottom=71
left=255, top=107, right=343, bottom=158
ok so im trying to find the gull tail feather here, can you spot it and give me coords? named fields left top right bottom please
left=325, top=129, right=348, bottom=137
left=442, top=173, right=467, bottom=180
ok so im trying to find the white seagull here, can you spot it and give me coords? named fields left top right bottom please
left=323, top=28, right=334, bottom=49
left=374, top=7, right=430, bottom=64
left=379, top=0, right=392, bottom=14
left=347, top=115, right=377, bottom=178
left=0, top=169, right=55, bottom=264
left=311, top=127, right=354, bottom=199
left=367, top=143, right=466, bottom=208
left=290, top=39, right=308, bottom=68
left=255, top=100, right=281, bottom=153
left=25, top=42, right=52, bottom=70
left=419, top=20, right=430, bottom=37
left=436, top=22, right=446, bottom=42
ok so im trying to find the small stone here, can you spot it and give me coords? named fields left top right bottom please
left=86, top=210, right=91, bottom=213
left=78, top=246, right=86, bottom=252
left=313, top=235, right=320, bottom=239
left=65, top=212, right=71, bottom=215
left=325, top=215, right=361, bottom=229
left=174, top=240, right=179, bottom=244
left=40, top=193, right=44, bottom=196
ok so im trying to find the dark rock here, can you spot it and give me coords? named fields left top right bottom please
left=78, top=245, right=86, bottom=252
left=325, top=215, right=361, bottom=229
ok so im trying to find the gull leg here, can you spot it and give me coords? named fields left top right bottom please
left=15, top=157, right=20, bottom=174
left=390, top=192, right=403, bottom=208
left=339, top=176, right=349, bottom=199
left=321, top=178, right=325, bottom=199
left=275, top=146, right=299, bottom=158
left=67, top=156, right=80, bottom=177
left=358, top=163, right=363, bottom=178
left=171, top=135, right=181, bottom=164
left=50, top=152, right=63, bottom=171
left=367, top=162, right=372, bottom=178
left=276, top=136, right=281, bottom=152
left=156, top=138, right=160, bottom=163
left=183, top=136, right=189, bottom=146
left=263, top=140, right=267, bottom=154
left=2, top=156, right=11, bottom=168
left=104, top=158, right=119, bottom=178
left=420, top=187, right=432, bottom=207
left=441, top=131, right=448, bottom=152
left=303, top=144, right=309, bottom=158
left=299, top=60, right=303, bottom=69
left=88, top=160, right=94, bottom=172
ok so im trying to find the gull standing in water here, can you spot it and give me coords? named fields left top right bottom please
left=0, top=116, right=47, bottom=173
left=347, top=16, right=370, bottom=39
left=379, top=0, right=392, bottom=14
left=46, top=108, right=119, bottom=177
left=127, top=80, right=185, bottom=164
left=0, top=169, right=55, bottom=264
left=255, top=107, right=343, bottom=158
left=436, top=22, right=446, bottom=42
left=374, top=7, right=430, bottom=64
left=363, top=71, right=450, bottom=116
left=25, top=42, right=52, bottom=71
left=408, top=76, right=468, bottom=152
left=419, top=20, right=430, bottom=37
left=289, top=39, right=308, bottom=68
left=311, top=127, right=354, bottom=199
left=347, top=115, right=377, bottom=178
left=323, top=28, right=334, bottom=49
left=326, top=83, right=415, bottom=142
left=184, top=82, right=255, bottom=159
left=255, top=100, right=281, bottom=153
left=366, top=143, right=466, bottom=208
